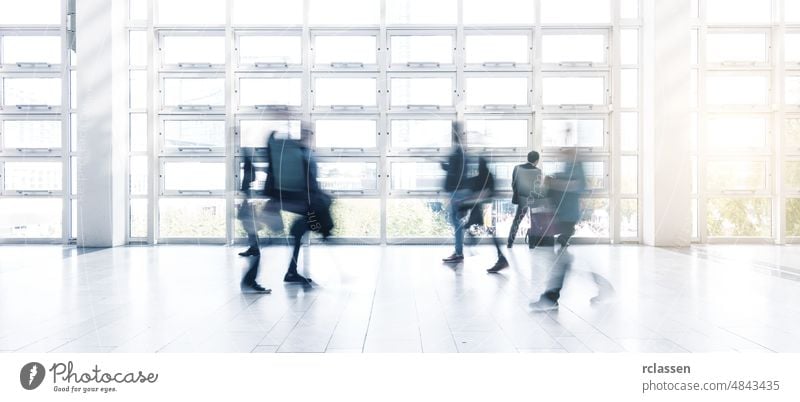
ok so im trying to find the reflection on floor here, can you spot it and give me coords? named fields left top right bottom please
left=1, top=244, right=799, bottom=353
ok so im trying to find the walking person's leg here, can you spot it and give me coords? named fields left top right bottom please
left=239, top=202, right=261, bottom=256
left=443, top=199, right=465, bottom=263
left=507, top=205, right=527, bottom=247
left=558, top=221, right=577, bottom=247
left=284, top=215, right=312, bottom=284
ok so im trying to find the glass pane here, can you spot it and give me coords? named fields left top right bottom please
left=706, top=160, right=767, bottom=191
left=130, top=156, right=148, bottom=195
left=466, top=162, right=516, bottom=191
left=541, top=161, right=606, bottom=191
left=620, top=199, right=638, bottom=238
left=131, top=0, right=148, bottom=20
left=163, top=120, right=225, bottom=149
left=620, top=30, right=638, bottom=65
left=3, top=78, right=61, bottom=106
left=238, top=160, right=268, bottom=191
left=4, top=162, right=62, bottom=191
left=2, top=120, right=62, bottom=150
left=387, top=199, right=451, bottom=238
left=707, top=115, right=768, bottom=148
left=391, top=162, right=447, bottom=191
left=162, top=35, right=225, bottom=65
left=707, top=198, right=771, bottom=237
left=620, top=112, right=638, bottom=151
left=386, top=0, right=457, bottom=24
left=71, top=199, right=77, bottom=239
left=706, top=75, right=768, bottom=106
left=786, top=34, right=800, bottom=64
left=706, top=0, right=771, bottom=24
left=0, top=0, right=61, bottom=25
left=542, top=77, right=606, bottom=106
left=240, top=120, right=301, bottom=148
left=621, top=156, right=638, bottom=194
left=130, top=199, right=148, bottom=238
left=325, top=199, right=380, bottom=238
left=690, top=112, right=698, bottom=152
left=463, top=0, right=535, bottom=24
left=159, top=198, right=226, bottom=238
left=309, top=0, right=380, bottom=25
left=784, top=161, right=800, bottom=189
left=575, top=198, right=610, bottom=238
left=621, top=69, right=638, bottom=108
left=315, top=36, right=376, bottom=65
left=71, top=71, right=77, bottom=109
left=164, top=162, right=226, bottom=191
left=239, top=78, right=301, bottom=107
left=706, top=32, right=768, bottom=64
left=315, top=78, right=377, bottom=106
left=390, top=120, right=452, bottom=149
left=542, top=34, right=606, bottom=64
left=232, top=0, right=303, bottom=25
left=692, top=199, right=698, bottom=238
left=157, top=0, right=226, bottom=25
left=317, top=162, right=378, bottom=191
left=787, top=198, right=800, bottom=236
left=2, top=36, right=61, bottom=65
left=130, top=113, right=148, bottom=152
left=71, top=113, right=77, bottom=152
left=390, top=36, right=453, bottom=65
left=690, top=69, right=698, bottom=108
left=389, top=77, right=452, bottom=107
left=465, top=119, right=528, bottom=148
left=0, top=198, right=61, bottom=238
left=240, top=36, right=302, bottom=66
left=130, top=71, right=147, bottom=108
left=71, top=157, right=77, bottom=196
left=786, top=77, right=800, bottom=105
left=129, top=31, right=148, bottom=66
left=788, top=0, right=800, bottom=23
left=315, top=120, right=377, bottom=149
left=542, top=119, right=604, bottom=148
left=163, top=78, right=225, bottom=107
left=786, top=118, right=800, bottom=148
left=621, top=0, right=639, bottom=19
left=691, top=30, right=698, bottom=65
left=465, top=77, right=528, bottom=106
left=541, top=0, right=611, bottom=23
left=465, top=35, right=529, bottom=65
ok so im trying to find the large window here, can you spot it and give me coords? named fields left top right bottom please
left=0, top=1, right=70, bottom=241
left=127, top=0, right=641, bottom=244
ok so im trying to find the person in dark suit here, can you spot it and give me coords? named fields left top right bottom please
left=506, top=151, right=544, bottom=248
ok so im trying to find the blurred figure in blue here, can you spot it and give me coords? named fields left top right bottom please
left=441, top=122, right=470, bottom=264
left=464, top=156, right=509, bottom=273
left=237, top=142, right=270, bottom=294
left=265, top=128, right=333, bottom=285
left=529, top=148, right=614, bottom=311
left=549, top=148, right=586, bottom=248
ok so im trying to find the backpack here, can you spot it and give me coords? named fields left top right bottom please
left=514, top=167, right=543, bottom=204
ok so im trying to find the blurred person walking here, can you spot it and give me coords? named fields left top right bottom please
left=441, top=122, right=470, bottom=264
left=237, top=148, right=271, bottom=294
left=265, top=129, right=333, bottom=285
left=548, top=148, right=586, bottom=248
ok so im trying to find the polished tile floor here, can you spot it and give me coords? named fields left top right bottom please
left=1, top=243, right=799, bottom=353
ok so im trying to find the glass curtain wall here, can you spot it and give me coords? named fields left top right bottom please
left=0, top=0, right=73, bottom=242
left=127, top=0, right=642, bottom=244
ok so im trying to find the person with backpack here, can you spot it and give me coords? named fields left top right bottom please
left=506, top=151, right=546, bottom=248
left=462, top=156, right=509, bottom=273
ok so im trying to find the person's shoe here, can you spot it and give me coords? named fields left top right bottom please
left=529, top=298, right=559, bottom=312
left=284, top=272, right=312, bottom=284
left=506, top=242, right=514, bottom=249
left=487, top=258, right=510, bottom=273
left=238, top=247, right=260, bottom=257
left=442, top=254, right=464, bottom=263
left=241, top=283, right=271, bottom=294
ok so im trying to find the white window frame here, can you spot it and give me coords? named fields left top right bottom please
left=540, top=28, right=610, bottom=70
left=386, top=72, right=456, bottom=112
left=540, top=114, right=609, bottom=153
left=311, top=72, right=380, bottom=113
left=158, top=157, right=227, bottom=196
left=0, top=114, right=63, bottom=155
left=463, top=72, right=533, bottom=112
left=234, top=29, right=304, bottom=71
left=463, top=114, right=533, bottom=153
left=387, top=156, right=448, bottom=196
left=0, top=29, right=63, bottom=72
left=159, top=73, right=227, bottom=113
left=540, top=71, right=611, bottom=112
left=235, top=72, right=303, bottom=113
left=157, top=30, right=226, bottom=70
left=0, top=73, right=63, bottom=113
left=310, top=29, right=379, bottom=71
left=0, top=157, right=64, bottom=196
left=234, top=114, right=303, bottom=155
left=704, top=27, right=771, bottom=69
left=315, top=156, right=381, bottom=196
left=310, top=115, right=381, bottom=155
left=386, top=29, right=457, bottom=71
left=386, top=114, right=455, bottom=155
left=158, top=115, right=227, bottom=156
left=463, top=29, right=533, bottom=71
